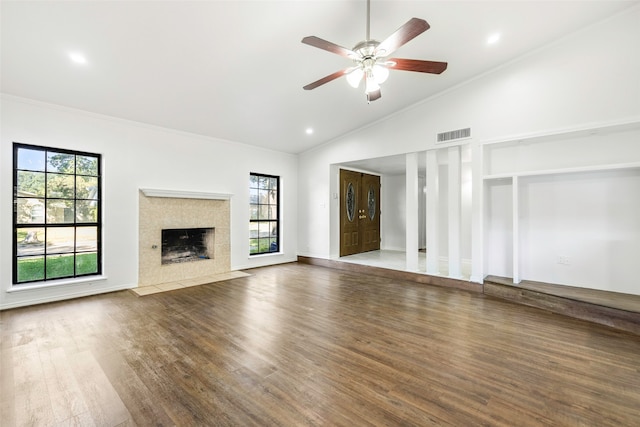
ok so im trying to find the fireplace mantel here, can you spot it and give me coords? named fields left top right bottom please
left=140, top=188, right=233, bottom=200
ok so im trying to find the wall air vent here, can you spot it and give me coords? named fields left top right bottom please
left=437, top=127, right=471, bottom=143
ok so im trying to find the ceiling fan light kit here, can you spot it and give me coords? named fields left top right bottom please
left=302, top=0, right=448, bottom=103
left=346, top=68, right=364, bottom=88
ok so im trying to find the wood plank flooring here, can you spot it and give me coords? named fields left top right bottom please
left=2, top=262, right=640, bottom=426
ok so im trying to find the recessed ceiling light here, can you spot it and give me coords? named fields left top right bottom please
left=305, top=128, right=314, bottom=135
left=69, top=52, right=87, bottom=65
left=487, top=33, right=501, bottom=45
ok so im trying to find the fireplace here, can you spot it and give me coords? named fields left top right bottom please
left=138, top=189, right=231, bottom=287
left=161, top=227, right=214, bottom=265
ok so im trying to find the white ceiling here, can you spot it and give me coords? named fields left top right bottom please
left=2, top=1, right=637, bottom=155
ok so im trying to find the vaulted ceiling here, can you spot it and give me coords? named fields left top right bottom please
left=2, top=1, right=637, bottom=154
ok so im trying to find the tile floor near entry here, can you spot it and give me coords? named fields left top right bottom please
left=337, top=249, right=471, bottom=280
left=131, top=271, right=250, bottom=296
left=338, top=250, right=425, bottom=271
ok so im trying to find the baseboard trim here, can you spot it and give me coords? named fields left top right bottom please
left=0, top=284, right=134, bottom=311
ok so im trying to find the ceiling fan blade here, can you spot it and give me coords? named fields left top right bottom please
left=389, top=58, right=448, bottom=74
left=301, top=36, right=357, bottom=58
left=367, top=90, right=381, bottom=102
left=375, top=18, right=430, bottom=57
left=303, top=69, right=350, bottom=90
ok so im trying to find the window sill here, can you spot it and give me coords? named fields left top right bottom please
left=6, top=275, right=108, bottom=293
left=249, top=252, right=283, bottom=259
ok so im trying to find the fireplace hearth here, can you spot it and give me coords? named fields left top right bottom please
left=161, top=227, right=214, bottom=265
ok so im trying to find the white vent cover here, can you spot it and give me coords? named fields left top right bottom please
left=437, top=127, right=471, bottom=143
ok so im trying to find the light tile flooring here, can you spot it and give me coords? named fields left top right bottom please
left=338, top=250, right=426, bottom=271
left=131, top=271, right=250, bottom=296
left=336, top=249, right=471, bottom=280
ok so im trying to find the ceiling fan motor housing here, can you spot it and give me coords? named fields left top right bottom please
left=351, top=40, right=387, bottom=86
left=352, top=40, right=382, bottom=59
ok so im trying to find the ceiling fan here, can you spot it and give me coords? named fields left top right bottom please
left=301, top=0, right=447, bottom=103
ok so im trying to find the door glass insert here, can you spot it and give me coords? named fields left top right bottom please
left=367, top=186, right=376, bottom=220
left=346, top=182, right=355, bottom=222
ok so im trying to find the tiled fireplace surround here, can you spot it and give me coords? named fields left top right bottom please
left=138, top=189, right=232, bottom=288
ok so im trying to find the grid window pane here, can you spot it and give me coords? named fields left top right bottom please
left=269, top=222, right=278, bottom=237
left=76, top=252, right=98, bottom=275
left=47, top=173, right=74, bottom=198
left=250, top=188, right=259, bottom=204
left=76, top=201, right=98, bottom=223
left=259, top=239, right=271, bottom=252
left=258, top=176, right=270, bottom=189
left=16, top=228, right=45, bottom=256
left=258, top=221, right=271, bottom=237
left=13, top=143, right=102, bottom=284
left=258, top=205, right=270, bottom=220
left=76, top=175, right=98, bottom=199
left=259, top=189, right=270, bottom=204
left=17, top=256, right=45, bottom=282
left=46, top=199, right=74, bottom=224
left=76, top=155, right=98, bottom=176
left=17, top=198, right=45, bottom=224
left=268, top=205, right=278, bottom=220
left=47, top=152, right=75, bottom=173
left=17, top=148, right=45, bottom=171
left=46, top=254, right=75, bottom=279
left=249, top=222, right=260, bottom=239
left=17, top=171, right=45, bottom=196
left=47, top=227, right=75, bottom=254
left=76, top=226, right=98, bottom=252
left=250, top=206, right=258, bottom=220
left=250, top=239, right=259, bottom=254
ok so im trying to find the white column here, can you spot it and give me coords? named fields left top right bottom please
left=470, top=142, right=484, bottom=283
left=512, top=176, right=520, bottom=284
left=448, top=146, right=462, bottom=278
left=406, top=152, right=419, bottom=271
left=425, top=150, right=439, bottom=275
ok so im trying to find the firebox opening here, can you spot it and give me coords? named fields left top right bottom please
left=161, top=227, right=214, bottom=265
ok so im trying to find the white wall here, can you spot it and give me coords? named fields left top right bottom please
left=484, top=180, right=514, bottom=278
left=298, top=6, right=640, bottom=294
left=0, top=96, right=298, bottom=309
left=377, top=172, right=427, bottom=252
left=519, top=169, right=640, bottom=294
left=381, top=174, right=406, bottom=251
left=431, top=148, right=473, bottom=272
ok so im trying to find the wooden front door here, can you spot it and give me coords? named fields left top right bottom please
left=340, top=169, right=381, bottom=257
left=360, top=172, right=381, bottom=253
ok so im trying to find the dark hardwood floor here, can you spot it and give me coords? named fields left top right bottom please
left=2, top=262, right=640, bottom=426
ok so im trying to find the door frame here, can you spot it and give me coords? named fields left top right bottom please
left=331, top=166, right=382, bottom=258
